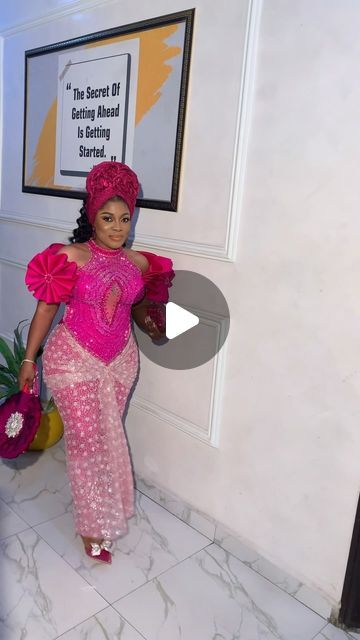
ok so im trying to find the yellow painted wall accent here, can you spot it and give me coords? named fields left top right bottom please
left=28, top=99, right=66, bottom=188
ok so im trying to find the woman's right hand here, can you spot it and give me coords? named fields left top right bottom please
left=18, top=362, right=36, bottom=392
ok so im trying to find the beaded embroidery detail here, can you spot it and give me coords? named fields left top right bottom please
left=5, top=412, right=25, bottom=438
left=62, top=239, right=144, bottom=363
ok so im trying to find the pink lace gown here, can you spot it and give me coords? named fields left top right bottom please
left=25, top=238, right=174, bottom=541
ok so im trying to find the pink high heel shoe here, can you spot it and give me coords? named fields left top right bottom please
left=85, top=539, right=113, bottom=564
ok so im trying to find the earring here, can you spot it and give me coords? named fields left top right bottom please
left=92, top=227, right=96, bottom=238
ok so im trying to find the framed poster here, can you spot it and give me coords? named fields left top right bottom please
left=22, top=9, right=195, bottom=211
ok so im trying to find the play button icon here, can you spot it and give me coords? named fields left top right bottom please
left=166, top=302, right=199, bottom=339
left=134, top=270, right=230, bottom=370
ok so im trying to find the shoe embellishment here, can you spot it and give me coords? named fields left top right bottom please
left=85, top=540, right=112, bottom=564
left=89, top=542, right=102, bottom=556
left=101, top=539, right=113, bottom=552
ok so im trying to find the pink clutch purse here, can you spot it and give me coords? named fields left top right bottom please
left=0, top=373, right=42, bottom=459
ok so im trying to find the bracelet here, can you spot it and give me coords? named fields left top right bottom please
left=21, top=358, right=36, bottom=366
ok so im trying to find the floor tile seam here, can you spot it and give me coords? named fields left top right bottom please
left=0, top=525, right=33, bottom=542
left=223, top=558, right=333, bottom=626
left=112, top=541, right=214, bottom=605
left=16, top=511, right=71, bottom=529
left=2, top=526, right=111, bottom=639
left=0, top=481, right=71, bottom=529
left=3, top=488, right=331, bottom=626
left=33, top=526, right=114, bottom=607
left=5, top=508, right=42, bottom=529
left=204, top=544, right=330, bottom=625
left=11, top=497, right=212, bottom=603
left=136, top=486, right=333, bottom=624
left=0, top=497, right=46, bottom=529
left=31, top=525, right=213, bottom=613
left=33, top=523, right=211, bottom=609
left=310, top=621, right=332, bottom=639
left=108, top=604, right=148, bottom=640
left=314, top=622, right=360, bottom=639
left=53, top=605, right=110, bottom=639
left=54, top=605, right=148, bottom=640
left=135, top=487, right=214, bottom=542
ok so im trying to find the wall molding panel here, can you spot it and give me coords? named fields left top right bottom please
left=0, top=256, right=26, bottom=269
left=133, top=307, right=229, bottom=447
left=0, top=212, right=232, bottom=260
left=0, top=211, right=72, bottom=234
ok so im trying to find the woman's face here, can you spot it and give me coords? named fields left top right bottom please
left=92, top=199, right=131, bottom=250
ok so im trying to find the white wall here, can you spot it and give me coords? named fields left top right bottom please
left=1, top=0, right=360, bottom=610
left=233, top=0, right=360, bottom=605
left=0, top=0, right=106, bottom=33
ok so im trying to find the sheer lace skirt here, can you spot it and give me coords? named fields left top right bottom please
left=42, top=322, right=139, bottom=539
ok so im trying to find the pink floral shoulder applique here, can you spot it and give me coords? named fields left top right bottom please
left=25, top=243, right=78, bottom=304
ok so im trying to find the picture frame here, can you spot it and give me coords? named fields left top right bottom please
left=22, top=9, right=195, bottom=211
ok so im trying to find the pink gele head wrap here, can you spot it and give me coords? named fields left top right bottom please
left=85, top=161, right=140, bottom=224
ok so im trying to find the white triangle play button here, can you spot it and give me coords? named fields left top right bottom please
left=166, top=302, right=199, bottom=340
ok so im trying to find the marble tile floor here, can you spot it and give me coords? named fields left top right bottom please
left=0, top=441, right=359, bottom=640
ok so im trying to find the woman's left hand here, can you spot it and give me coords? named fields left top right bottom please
left=144, top=314, right=164, bottom=341
left=131, top=300, right=165, bottom=341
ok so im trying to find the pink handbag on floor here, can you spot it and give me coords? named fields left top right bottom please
left=0, top=372, right=42, bottom=459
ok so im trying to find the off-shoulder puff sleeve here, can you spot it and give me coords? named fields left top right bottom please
left=137, top=251, right=175, bottom=303
left=25, top=243, right=78, bottom=304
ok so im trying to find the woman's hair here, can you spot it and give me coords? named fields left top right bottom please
left=68, top=195, right=127, bottom=245
left=68, top=200, right=92, bottom=244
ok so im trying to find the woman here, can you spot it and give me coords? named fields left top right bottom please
left=18, top=161, right=174, bottom=564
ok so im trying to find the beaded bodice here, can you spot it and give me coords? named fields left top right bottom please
left=62, top=239, right=145, bottom=363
